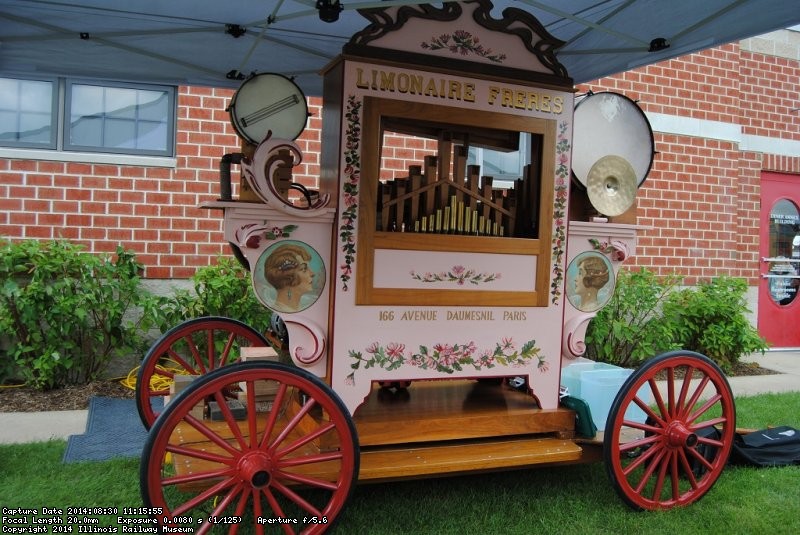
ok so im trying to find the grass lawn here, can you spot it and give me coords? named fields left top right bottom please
left=1, top=392, right=797, bottom=534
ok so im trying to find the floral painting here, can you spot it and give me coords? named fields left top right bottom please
left=339, top=95, right=361, bottom=291
left=421, top=30, right=507, bottom=63
left=550, top=120, right=570, bottom=304
left=410, top=265, right=501, bottom=285
left=346, top=338, right=547, bottom=385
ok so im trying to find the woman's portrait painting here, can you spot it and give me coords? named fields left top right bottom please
left=253, top=240, right=326, bottom=314
left=566, top=251, right=615, bottom=313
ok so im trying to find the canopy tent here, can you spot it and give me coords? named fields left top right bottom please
left=2, top=0, right=799, bottom=96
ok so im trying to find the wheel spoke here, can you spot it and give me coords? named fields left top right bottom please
left=647, top=377, right=669, bottom=424
left=258, top=383, right=289, bottom=450
left=670, top=449, right=680, bottom=501
left=185, top=413, right=242, bottom=457
left=279, top=450, right=344, bottom=468
left=686, top=394, right=722, bottom=426
left=277, top=421, right=336, bottom=458
left=219, top=331, right=238, bottom=368
left=680, top=374, right=711, bottom=420
left=651, top=449, right=671, bottom=502
left=276, top=469, right=339, bottom=491
left=667, top=366, right=676, bottom=417
left=206, top=329, right=215, bottom=370
left=171, top=476, right=239, bottom=517
left=252, top=489, right=265, bottom=535
left=632, top=396, right=667, bottom=428
left=209, top=481, right=247, bottom=518
left=680, top=448, right=703, bottom=487
left=619, top=432, right=661, bottom=454
left=269, top=395, right=316, bottom=451
left=633, top=446, right=667, bottom=493
left=623, top=440, right=664, bottom=476
left=162, top=466, right=236, bottom=487
left=213, top=390, right=248, bottom=450
left=184, top=333, right=208, bottom=374
left=166, top=444, right=235, bottom=465
left=166, top=349, right=197, bottom=375
left=691, top=416, right=727, bottom=433
left=229, top=487, right=251, bottom=535
left=675, top=365, right=695, bottom=417
left=261, top=487, right=291, bottom=528
left=272, top=480, right=324, bottom=518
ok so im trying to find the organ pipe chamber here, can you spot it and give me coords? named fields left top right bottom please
left=375, top=117, right=542, bottom=240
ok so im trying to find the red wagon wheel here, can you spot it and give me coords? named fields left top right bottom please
left=603, top=351, right=736, bottom=510
left=136, top=316, right=270, bottom=429
left=140, top=361, right=359, bottom=534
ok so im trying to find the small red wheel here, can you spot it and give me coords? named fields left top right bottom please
left=140, top=361, right=359, bottom=534
left=604, top=351, right=736, bottom=510
left=136, top=317, right=269, bottom=429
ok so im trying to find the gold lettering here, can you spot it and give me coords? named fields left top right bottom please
left=514, top=90, right=526, bottom=109
left=463, top=83, right=476, bottom=102
left=380, top=71, right=396, bottom=92
left=488, top=86, right=500, bottom=105
left=409, top=74, right=423, bottom=95
left=355, top=68, right=369, bottom=90
left=501, top=89, right=514, bottom=107
left=540, top=94, right=551, bottom=112
left=448, top=80, right=461, bottom=100
left=526, top=91, right=539, bottom=111
left=553, top=96, right=563, bottom=113
left=424, top=77, right=439, bottom=97
left=397, top=73, right=410, bottom=93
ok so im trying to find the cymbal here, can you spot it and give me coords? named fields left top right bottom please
left=586, top=155, right=637, bottom=216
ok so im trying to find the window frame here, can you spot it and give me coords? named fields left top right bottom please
left=0, top=75, right=177, bottom=159
left=0, top=75, right=58, bottom=150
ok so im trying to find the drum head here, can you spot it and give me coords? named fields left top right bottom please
left=572, top=92, right=654, bottom=189
left=229, top=73, right=309, bottom=144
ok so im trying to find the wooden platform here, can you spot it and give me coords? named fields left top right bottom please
left=357, top=436, right=583, bottom=482
left=166, top=380, right=589, bottom=488
left=353, top=380, right=576, bottom=447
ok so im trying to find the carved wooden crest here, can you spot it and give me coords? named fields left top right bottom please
left=346, top=0, right=571, bottom=86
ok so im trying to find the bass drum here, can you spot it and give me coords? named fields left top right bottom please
left=572, top=92, right=655, bottom=189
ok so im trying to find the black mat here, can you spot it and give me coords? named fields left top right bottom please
left=62, top=396, right=161, bottom=463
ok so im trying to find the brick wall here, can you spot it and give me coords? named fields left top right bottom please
left=2, top=37, right=798, bottom=284
left=0, top=88, right=323, bottom=278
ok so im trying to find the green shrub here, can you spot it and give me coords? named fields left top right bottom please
left=150, top=255, right=271, bottom=336
left=661, top=275, right=768, bottom=373
left=585, top=268, right=681, bottom=368
left=0, top=239, right=159, bottom=389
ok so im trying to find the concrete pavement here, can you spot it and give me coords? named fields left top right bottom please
left=0, top=351, right=797, bottom=445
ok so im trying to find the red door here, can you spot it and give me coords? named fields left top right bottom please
left=758, top=172, right=800, bottom=348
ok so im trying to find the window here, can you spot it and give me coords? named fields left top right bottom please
left=356, top=96, right=556, bottom=307
left=0, top=76, right=176, bottom=157
left=0, top=77, right=57, bottom=148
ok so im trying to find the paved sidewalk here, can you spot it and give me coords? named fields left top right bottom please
left=0, top=351, right=797, bottom=445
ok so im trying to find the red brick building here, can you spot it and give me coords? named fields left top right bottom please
left=2, top=29, right=799, bottom=345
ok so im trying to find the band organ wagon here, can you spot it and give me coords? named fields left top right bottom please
left=135, top=2, right=737, bottom=532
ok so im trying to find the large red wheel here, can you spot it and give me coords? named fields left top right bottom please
left=137, top=317, right=269, bottom=429
left=603, top=351, right=736, bottom=510
left=140, top=361, right=359, bottom=534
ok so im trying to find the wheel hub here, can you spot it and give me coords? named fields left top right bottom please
left=239, top=451, right=273, bottom=488
left=666, top=421, right=698, bottom=448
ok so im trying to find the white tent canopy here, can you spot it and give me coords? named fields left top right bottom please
left=2, top=0, right=799, bottom=95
